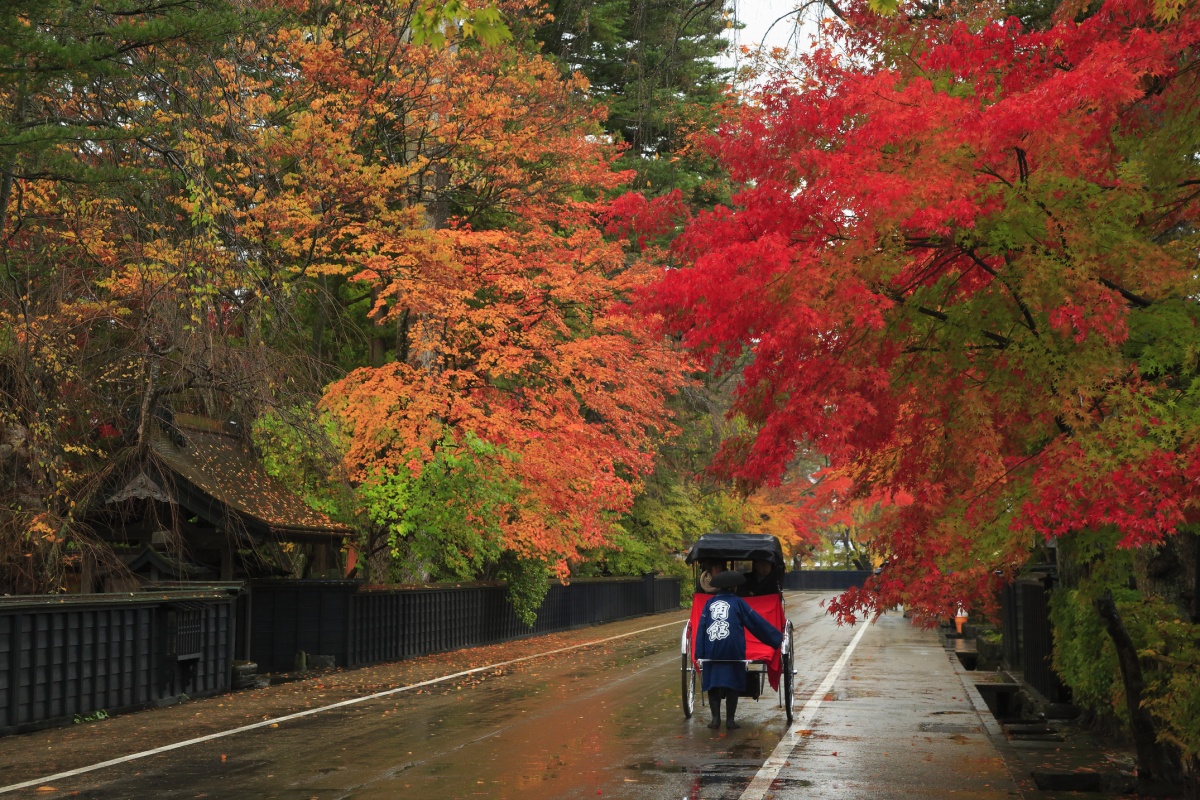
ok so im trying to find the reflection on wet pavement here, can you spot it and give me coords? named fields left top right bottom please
left=4, top=594, right=1022, bottom=800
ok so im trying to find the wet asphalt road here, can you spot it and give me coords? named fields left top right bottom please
left=2, top=593, right=1021, bottom=799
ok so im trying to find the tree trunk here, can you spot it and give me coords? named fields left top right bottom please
left=1192, top=531, right=1199, bottom=624
left=1093, top=590, right=1179, bottom=791
left=369, top=287, right=388, bottom=367
left=311, top=276, right=327, bottom=362
left=396, top=307, right=410, bottom=365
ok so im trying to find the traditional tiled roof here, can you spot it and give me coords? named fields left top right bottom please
left=149, top=414, right=351, bottom=541
left=124, top=546, right=216, bottom=579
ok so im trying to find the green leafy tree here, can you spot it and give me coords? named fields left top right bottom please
left=360, top=431, right=554, bottom=623
left=361, top=431, right=523, bottom=582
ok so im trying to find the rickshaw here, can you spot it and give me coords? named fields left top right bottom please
left=681, top=533, right=796, bottom=723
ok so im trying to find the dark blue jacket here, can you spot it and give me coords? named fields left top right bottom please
left=696, top=590, right=783, bottom=692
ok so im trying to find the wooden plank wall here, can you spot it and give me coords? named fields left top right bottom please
left=0, top=595, right=233, bottom=735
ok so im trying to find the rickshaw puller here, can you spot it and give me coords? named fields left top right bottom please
left=696, top=570, right=783, bottom=729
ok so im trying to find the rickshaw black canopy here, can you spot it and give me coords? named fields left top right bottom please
left=685, top=533, right=785, bottom=568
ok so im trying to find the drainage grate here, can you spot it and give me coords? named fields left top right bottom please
left=1031, top=771, right=1103, bottom=792
left=920, top=722, right=982, bottom=734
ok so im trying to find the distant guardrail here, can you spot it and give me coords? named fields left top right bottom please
left=782, top=570, right=873, bottom=591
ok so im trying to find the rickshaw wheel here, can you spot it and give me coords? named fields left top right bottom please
left=681, top=622, right=697, bottom=718
left=782, top=621, right=795, bottom=724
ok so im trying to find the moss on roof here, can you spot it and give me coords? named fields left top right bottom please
left=150, top=414, right=351, bottom=540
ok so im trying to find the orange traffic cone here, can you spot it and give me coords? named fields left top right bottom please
left=955, top=606, right=968, bottom=634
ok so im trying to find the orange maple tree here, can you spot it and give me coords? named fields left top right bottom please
left=247, top=4, right=690, bottom=576
left=324, top=226, right=684, bottom=575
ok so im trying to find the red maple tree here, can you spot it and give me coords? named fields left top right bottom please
left=641, top=0, right=1200, bottom=614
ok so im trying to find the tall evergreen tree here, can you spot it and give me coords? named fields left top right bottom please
left=536, top=0, right=733, bottom=201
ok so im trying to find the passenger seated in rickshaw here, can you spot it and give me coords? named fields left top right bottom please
left=696, top=570, right=783, bottom=729
left=738, top=558, right=780, bottom=596
left=698, top=559, right=727, bottom=593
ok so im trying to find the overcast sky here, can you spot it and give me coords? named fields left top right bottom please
left=729, top=0, right=805, bottom=52
left=717, top=0, right=821, bottom=82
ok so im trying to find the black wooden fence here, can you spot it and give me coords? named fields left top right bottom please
left=1013, top=576, right=1068, bottom=702
left=248, top=580, right=356, bottom=674
left=248, top=574, right=682, bottom=673
left=1, top=575, right=679, bottom=735
left=782, top=570, right=873, bottom=591
left=1000, top=580, right=1024, bottom=671
left=0, top=590, right=235, bottom=736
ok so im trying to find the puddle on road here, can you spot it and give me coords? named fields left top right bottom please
left=626, top=760, right=688, bottom=773
left=678, top=759, right=782, bottom=800
left=772, top=777, right=815, bottom=789
left=727, top=741, right=767, bottom=760
left=694, top=760, right=763, bottom=776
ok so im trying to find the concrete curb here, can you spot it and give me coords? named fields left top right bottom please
left=945, top=639, right=1038, bottom=799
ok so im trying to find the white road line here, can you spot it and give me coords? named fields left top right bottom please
left=0, top=618, right=684, bottom=796
left=739, top=619, right=872, bottom=800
